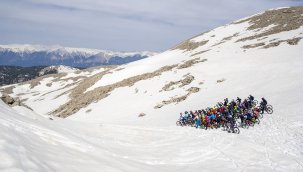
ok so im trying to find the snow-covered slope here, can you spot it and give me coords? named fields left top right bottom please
left=1, top=98, right=303, bottom=172
left=0, top=44, right=156, bottom=67
left=38, top=65, right=79, bottom=76
left=1, top=7, right=303, bottom=171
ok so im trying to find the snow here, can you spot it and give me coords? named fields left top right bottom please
left=9, top=76, right=77, bottom=115
left=86, top=50, right=185, bottom=91
left=1, top=7, right=303, bottom=171
left=38, top=65, right=79, bottom=76
left=50, top=65, right=79, bottom=73
left=1, top=98, right=303, bottom=171
left=60, top=67, right=105, bottom=79
left=72, top=37, right=303, bottom=126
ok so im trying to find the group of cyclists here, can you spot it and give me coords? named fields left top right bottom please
left=176, top=95, right=273, bottom=134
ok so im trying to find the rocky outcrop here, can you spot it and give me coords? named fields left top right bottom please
left=162, top=75, right=195, bottom=91
left=138, top=113, right=146, bottom=117
left=236, top=7, right=303, bottom=42
left=1, top=93, right=21, bottom=106
left=263, top=37, right=302, bottom=48
left=242, top=37, right=302, bottom=49
left=177, top=58, right=207, bottom=69
left=173, top=40, right=209, bottom=51
left=154, top=87, right=200, bottom=109
left=217, top=79, right=226, bottom=83
left=242, top=43, right=266, bottom=49
left=212, top=33, right=240, bottom=47
left=190, top=50, right=210, bottom=57
left=0, top=86, right=15, bottom=94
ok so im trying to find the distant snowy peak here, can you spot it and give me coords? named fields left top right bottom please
left=0, top=44, right=157, bottom=67
left=0, top=44, right=156, bottom=57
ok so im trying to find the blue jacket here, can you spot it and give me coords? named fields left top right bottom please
left=210, top=114, right=216, bottom=119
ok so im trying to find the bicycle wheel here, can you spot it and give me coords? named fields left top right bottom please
left=176, top=121, right=181, bottom=126
left=233, top=127, right=240, bottom=134
left=201, top=124, right=205, bottom=129
left=192, top=121, right=196, bottom=127
left=259, top=113, right=263, bottom=119
left=242, top=122, right=249, bottom=129
left=255, top=118, right=260, bottom=124
left=266, top=107, right=273, bottom=114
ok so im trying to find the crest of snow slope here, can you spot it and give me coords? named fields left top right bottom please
left=1, top=7, right=303, bottom=171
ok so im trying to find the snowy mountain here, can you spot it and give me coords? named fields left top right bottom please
left=0, top=7, right=303, bottom=171
left=0, top=44, right=156, bottom=67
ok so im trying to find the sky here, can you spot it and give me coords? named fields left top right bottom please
left=0, top=0, right=302, bottom=52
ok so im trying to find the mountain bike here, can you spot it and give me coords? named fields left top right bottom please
left=176, top=119, right=185, bottom=126
left=258, top=104, right=273, bottom=114
left=226, top=121, right=240, bottom=134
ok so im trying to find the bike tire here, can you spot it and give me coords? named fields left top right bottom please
left=259, top=113, right=263, bottom=119
left=266, top=107, right=273, bottom=114
left=176, top=121, right=181, bottom=126
left=246, top=120, right=254, bottom=127
left=233, top=127, right=240, bottom=134
left=256, top=118, right=260, bottom=124
left=191, top=121, right=195, bottom=127
left=242, top=123, right=249, bottom=129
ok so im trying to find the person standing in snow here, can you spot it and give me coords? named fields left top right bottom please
left=248, top=95, right=254, bottom=101
left=205, top=115, right=210, bottom=130
left=224, top=98, right=229, bottom=106
left=236, top=97, right=242, bottom=104
left=194, top=112, right=201, bottom=128
left=179, top=113, right=185, bottom=124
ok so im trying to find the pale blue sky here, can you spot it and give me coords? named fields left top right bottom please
left=1, top=0, right=302, bottom=51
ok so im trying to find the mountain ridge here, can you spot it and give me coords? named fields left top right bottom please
left=0, top=44, right=156, bottom=67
